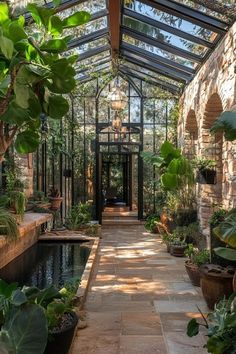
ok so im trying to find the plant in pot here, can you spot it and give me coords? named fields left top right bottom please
left=65, top=202, right=92, bottom=231
left=193, top=157, right=217, bottom=185
left=169, top=226, right=188, bottom=257
left=0, top=280, right=79, bottom=354
left=161, top=231, right=177, bottom=253
left=49, top=188, right=63, bottom=211
left=187, top=293, right=236, bottom=354
left=184, top=244, right=210, bottom=287
left=8, top=190, right=27, bottom=222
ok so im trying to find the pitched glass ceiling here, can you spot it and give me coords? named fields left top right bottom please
left=20, top=0, right=234, bottom=94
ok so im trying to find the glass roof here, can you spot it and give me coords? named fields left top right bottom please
left=20, top=0, right=234, bottom=95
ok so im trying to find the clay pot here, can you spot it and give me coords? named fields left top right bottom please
left=49, top=197, right=63, bottom=210
left=170, top=243, right=187, bottom=257
left=185, top=260, right=201, bottom=287
left=200, top=264, right=235, bottom=310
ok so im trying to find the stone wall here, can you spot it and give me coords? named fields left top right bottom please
left=16, top=154, right=34, bottom=197
left=179, top=22, right=236, bottom=234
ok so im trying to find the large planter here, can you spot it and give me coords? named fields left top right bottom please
left=49, top=197, right=63, bottom=211
left=200, top=264, right=235, bottom=310
left=170, top=243, right=187, bottom=257
left=44, top=311, right=78, bottom=354
left=197, top=169, right=216, bottom=185
left=185, top=260, right=201, bottom=287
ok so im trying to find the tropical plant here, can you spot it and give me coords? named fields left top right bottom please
left=211, top=110, right=236, bottom=141
left=66, top=202, right=92, bottom=230
left=187, top=292, right=236, bottom=354
left=209, top=209, right=228, bottom=227
left=0, top=2, right=90, bottom=161
left=49, top=188, right=61, bottom=198
left=0, top=208, right=19, bottom=241
left=9, top=190, right=27, bottom=218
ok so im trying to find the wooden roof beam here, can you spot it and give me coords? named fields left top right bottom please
left=108, top=0, right=121, bottom=59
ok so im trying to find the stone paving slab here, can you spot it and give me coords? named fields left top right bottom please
left=71, top=226, right=207, bottom=354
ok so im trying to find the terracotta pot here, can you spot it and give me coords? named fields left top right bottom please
left=200, top=264, right=235, bottom=310
left=185, top=260, right=201, bottom=287
left=170, top=243, right=187, bottom=257
left=49, top=197, right=63, bottom=210
left=233, top=272, right=236, bottom=292
left=44, top=311, right=78, bottom=354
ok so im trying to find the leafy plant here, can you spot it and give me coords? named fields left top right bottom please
left=0, top=208, right=19, bottom=241
left=184, top=244, right=210, bottom=266
left=0, top=2, right=91, bottom=161
left=9, top=190, right=27, bottom=218
left=49, top=188, right=61, bottom=198
left=66, top=202, right=92, bottom=230
left=209, top=209, right=228, bottom=227
left=145, top=214, right=160, bottom=233
left=211, top=111, right=236, bottom=141
left=187, top=293, right=236, bottom=354
left=192, top=157, right=216, bottom=170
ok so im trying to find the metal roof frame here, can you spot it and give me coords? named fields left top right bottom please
left=123, top=8, right=214, bottom=49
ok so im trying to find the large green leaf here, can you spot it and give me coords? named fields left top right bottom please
left=213, top=214, right=236, bottom=248
left=0, top=35, right=14, bottom=60
left=40, top=38, right=67, bottom=53
left=11, top=290, right=27, bottom=306
left=48, top=95, right=69, bottom=119
left=0, top=3, right=9, bottom=25
left=161, top=172, right=178, bottom=190
left=48, top=15, right=63, bottom=36
left=46, top=76, right=76, bottom=94
left=8, top=22, right=27, bottom=43
left=160, top=141, right=181, bottom=164
left=62, top=11, right=91, bottom=28
left=15, top=130, right=40, bottom=154
left=14, top=82, right=30, bottom=109
left=187, top=318, right=199, bottom=337
left=210, top=111, right=236, bottom=141
left=214, top=247, right=236, bottom=261
left=27, top=4, right=54, bottom=28
left=0, top=99, right=30, bottom=125
left=0, top=304, right=48, bottom=354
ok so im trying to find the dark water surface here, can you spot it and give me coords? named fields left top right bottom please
left=0, top=241, right=90, bottom=289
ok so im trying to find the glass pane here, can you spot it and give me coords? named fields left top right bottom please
left=60, top=0, right=107, bottom=17
left=123, top=16, right=208, bottom=57
left=64, top=16, right=107, bottom=37
left=123, top=33, right=197, bottom=68
left=73, top=37, right=108, bottom=54
left=125, top=0, right=218, bottom=42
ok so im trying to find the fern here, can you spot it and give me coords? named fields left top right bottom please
left=0, top=209, right=19, bottom=242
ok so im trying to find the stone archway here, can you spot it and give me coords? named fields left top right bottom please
left=184, top=110, right=198, bottom=159
left=199, top=93, right=223, bottom=230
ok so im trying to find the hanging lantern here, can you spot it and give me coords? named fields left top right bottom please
left=107, top=86, right=128, bottom=111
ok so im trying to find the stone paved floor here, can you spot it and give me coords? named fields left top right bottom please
left=71, top=225, right=208, bottom=354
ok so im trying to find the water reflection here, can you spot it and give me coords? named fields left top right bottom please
left=0, top=242, right=90, bottom=289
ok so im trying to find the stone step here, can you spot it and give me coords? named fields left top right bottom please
left=102, top=219, right=144, bottom=226
left=104, top=207, right=130, bottom=212
left=102, top=211, right=138, bottom=218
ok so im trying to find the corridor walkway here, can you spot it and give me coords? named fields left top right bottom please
left=71, top=226, right=208, bottom=354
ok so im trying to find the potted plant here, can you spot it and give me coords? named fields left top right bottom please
left=145, top=214, right=161, bottom=233
left=194, top=157, right=217, bottom=184
left=184, top=244, right=210, bottom=286
left=0, top=280, right=79, bottom=354
left=161, top=232, right=177, bottom=253
left=169, top=226, right=188, bottom=257
left=187, top=293, right=236, bottom=353
left=65, top=202, right=92, bottom=231
left=8, top=190, right=27, bottom=221
left=49, top=188, right=63, bottom=211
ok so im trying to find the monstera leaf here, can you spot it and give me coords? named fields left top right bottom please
left=213, top=214, right=236, bottom=249
left=160, top=141, right=181, bottom=165
left=210, top=111, right=236, bottom=141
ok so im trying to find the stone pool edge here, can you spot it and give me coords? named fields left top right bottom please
left=75, top=237, right=100, bottom=309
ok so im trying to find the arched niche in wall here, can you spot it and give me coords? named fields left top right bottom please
left=200, top=92, right=223, bottom=229
left=185, top=110, right=198, bottom=159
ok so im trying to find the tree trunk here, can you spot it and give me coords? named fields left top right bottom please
left=192, top=0, right=236, bottom=22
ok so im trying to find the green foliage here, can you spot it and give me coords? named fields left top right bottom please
left=66, top=202, right=92, bottom=230
left=184, top=244, right=210, bottom=266
left=209, top=209, right=228, bottom=227
left=187, top=293, right=236, bottom=354
left=9, top=190, right=27, bottom=218
left=210, top=111, right=236, bottom=141
left=0, top=208, right=19, bottom=241
left=145, top=214, right=160, bottom=233
left=192, top=157, right=216, bottom=171
left=214, top=247, right=236, bottom=262
left=0, top=2, right=90, bottom=158
left=213, top=211, right=236, bottom=249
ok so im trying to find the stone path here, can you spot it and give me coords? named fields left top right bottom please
left=71, top=225, right=208, bottom=354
